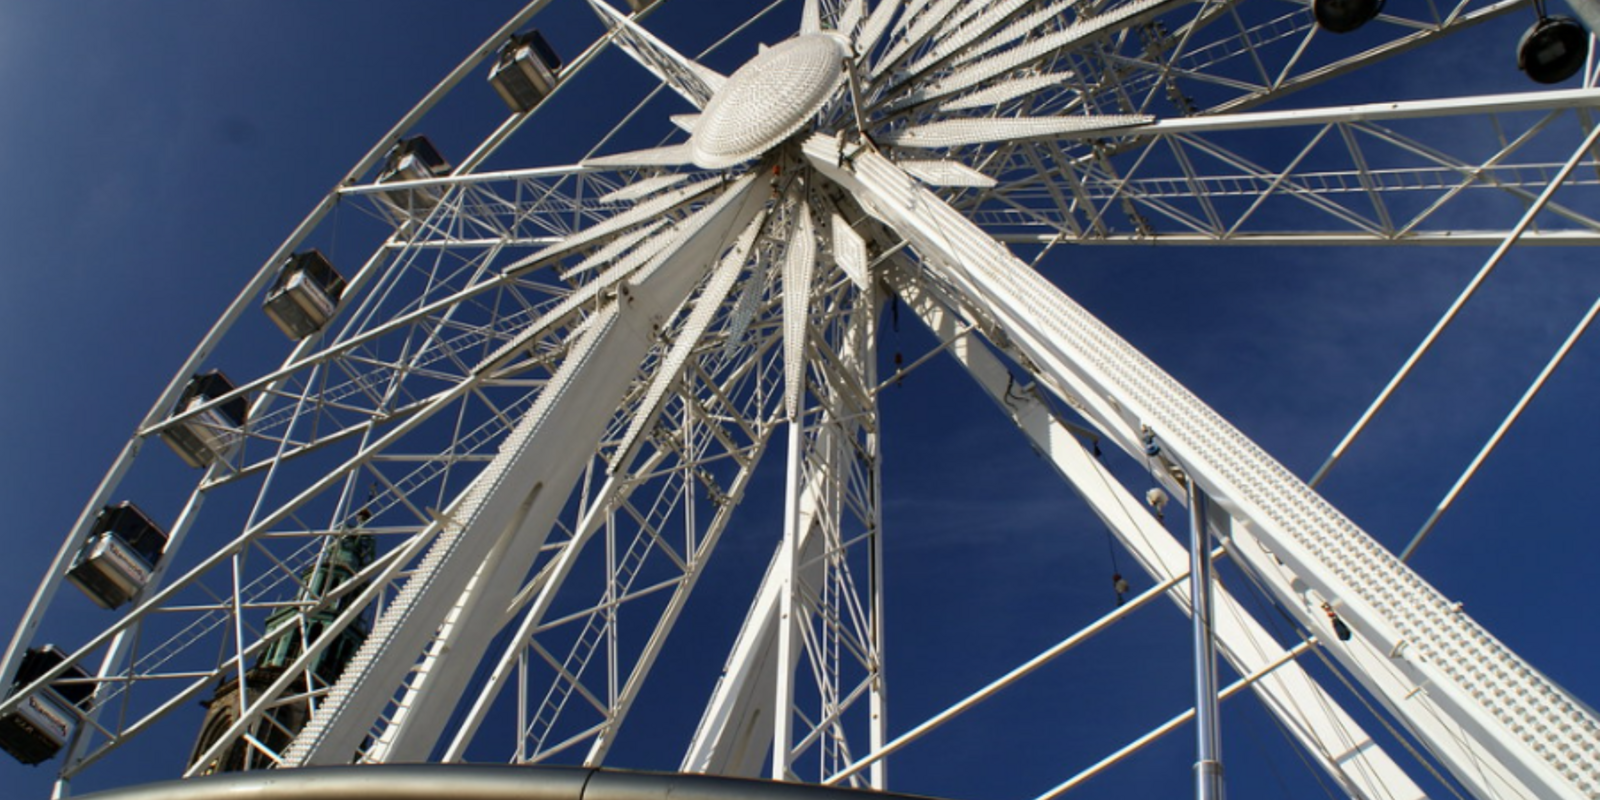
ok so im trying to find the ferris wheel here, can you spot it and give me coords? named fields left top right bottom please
left=4, top=0, right=1600, bottom=798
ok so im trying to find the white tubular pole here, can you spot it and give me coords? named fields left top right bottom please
left=773, top=421, right=803, bottom=782
left=824, top=565, right=1199, bottom=785
left=1402, top=292, right=1600, bottom=560
left=1042, top=641, right=1313, bottom=799
left=1311, top=119, right=1600, bottom=487
left=1188, top=482, right=1223, bottom=800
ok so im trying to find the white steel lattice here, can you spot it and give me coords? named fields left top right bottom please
left=4, top=1, right=1599, bottom=799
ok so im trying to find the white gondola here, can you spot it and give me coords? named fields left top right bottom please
left=488, top=30, right=563, bottom=113
left=376, top=136, right=451, bottom=217
left=64, top=503, right=168, bottom=609
left=263, top=250, right=345, bottom=340
left=0, top=646, right=89, bottom=765
left=160, top=370, right=248, bottom=469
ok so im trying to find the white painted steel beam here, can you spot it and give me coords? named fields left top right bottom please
left=806, top=134, right=1600, bottom=800
left=684, top=292, right=882, bottom=784
left=889, top=272, right=1425, bottom=800
left=281, top=174, right=767, bottom=766
left=989, top=231, right=1600, bottom=246
left=1133, top=88, right=1600, bottom=137
left=681, top=457, right=834, bottom=778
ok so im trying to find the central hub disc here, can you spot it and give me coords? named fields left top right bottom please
left=689, top=34, right=848, bottom=170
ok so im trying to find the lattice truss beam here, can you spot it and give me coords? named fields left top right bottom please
left=855, top=0, right=1600, bottom=245
left=679, top=181, right=887, bottom=786
left=0, top=168, right=789, bottom=779
left=804, top=132, right=1600, bottom=799
left=342, top=0, right=1600, bottom=249
left=9, top=0, right=1600, bottom=796
left=963, top=93, right=1600, bottom=243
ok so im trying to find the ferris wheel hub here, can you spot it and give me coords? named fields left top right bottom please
left=688, top=34, right=847, bottom=169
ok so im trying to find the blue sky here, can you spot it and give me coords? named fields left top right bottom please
left=2, top=2, right=1599, bottom=799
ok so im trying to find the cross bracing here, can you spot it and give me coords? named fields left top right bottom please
left=5, top=0, right=1599, bottom=798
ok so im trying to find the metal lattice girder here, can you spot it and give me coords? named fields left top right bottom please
left=274, top=174, right=769, bottom=768
left=426, top=205, right=791, bottom=768
left=803, top=133, right=1600, bottom=799
left=665, top=179, right=889, bottom=787
left=8, top=0, right=1600, bottom=797
left=965, top=90, right=1600, bottom=244
left=885, top=268, right=1426, bottom=800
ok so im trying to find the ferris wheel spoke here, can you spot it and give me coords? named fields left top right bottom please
left=424, top=240, right=794, bottom=765
left=808, top=132, right=1600, bottom=799
left=339, top=165, right=713, bottom=247
left=271, top=172, right=767, bottom=768
left=870, top=0, right=1522, bottom=172
left=883, top=265, right=1427, bottom=799
left=585, top=0, right=727, bottom=109
left=781, top=195, right=820, bottom=420
left=955, top=89, right=1600, bottom=243
left=853, top=0, right=900, bottom=56
left=802, top=0, right=824, bottom=34
left=612, top=210, right=770, bottom=471
left=876, top=113, right=1153, bottom=149
left=832, top=0, right=866, bottom=41
left=508, top=174, right=736, bottom=270
left=686, top=279, right=883, bottom=786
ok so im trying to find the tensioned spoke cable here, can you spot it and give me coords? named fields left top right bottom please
left=579, top=0, right=792, bottom=162
left=1040, top=640, right=1316, bottom=800
left=820, top=555, right=1220, bottom=786
left=1401, top=292, right=1600, bottom=561
left=1309, top=119, right=1600, bottom=488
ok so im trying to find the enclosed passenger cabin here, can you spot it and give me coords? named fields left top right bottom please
left=1519, top=16, right=1588, bottom=83
left=263, top=250, right=346, bottom=340
left=161, top=370, right=249, bottom=469
left=0, top=646, right=91, bottom=765
left=488, top=30, right=563, bottom=113
left=1312, top=0, right=1383, bottom=33
left=65, top=502, right=168, bottom=609
left=376, top=136, right=452, bottom=216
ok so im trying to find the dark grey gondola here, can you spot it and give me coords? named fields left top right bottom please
left=376, top=136, right=452, bottom=216
left=488, top=30, right=563, bottom=114
left=161, top=370, right=248, bottom=469
left=0, top=646, right=91, bottom=765
left=65, top=502, right=168, bottom=610
left=264, top=250, right=346, bottom=340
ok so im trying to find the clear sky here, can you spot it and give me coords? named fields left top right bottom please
left=2, top=2, right=1598, bottom=800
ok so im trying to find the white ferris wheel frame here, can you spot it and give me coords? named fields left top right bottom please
left=4, top=0, right=1599, bottom=799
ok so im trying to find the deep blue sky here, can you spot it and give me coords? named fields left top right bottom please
left=2, top=2, right=1599, bottom=800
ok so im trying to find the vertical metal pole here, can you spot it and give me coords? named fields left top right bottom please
left=865, top=297, right=888, bottom=792
left=1188, top=480, right=1224, bottom=800
left=774, top=419, right=804, bottom=781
